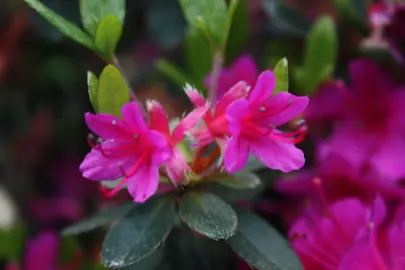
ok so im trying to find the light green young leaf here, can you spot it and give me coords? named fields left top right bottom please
left=95, top=14, right=123, bottom=61
left=294, top=16, right=337, bottom=94
left=185, top=29, right=212, bottom=84
left=79, top=0, right=126, bottom=36
left=24, top=0, right=95, bottom=50
left=179, top=192, right=237, bottom=240
left=179, top=0, right=228, bottom=49
left=273, top=57, right=289, bottom=94
left=97, top=65, right=129, bottom=117
left=87, top=71, right=99, bottom=112
left=227, top=207, right=302, bottom=270
left=102, top=196, right=176, bottom=268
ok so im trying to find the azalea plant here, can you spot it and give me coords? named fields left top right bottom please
left=8, top=0, right=405, bottom=269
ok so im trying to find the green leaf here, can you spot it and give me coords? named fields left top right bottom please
left=207, top=182, right=265, bottom=203
left=218, top=172, right=262, bottom=190
left=95, top=14, right=123, bottom=61
left=102, top=196, right=176, bottom=268
left=87, top=71, right=99, bottom=112
left=156, top=59, right=195, bottom=89
left=179, top=0, right=228, bottom=49
left=294, top=16, right=337, bottom=94
left=79, top=0, right=126, bottom=36
left=59, top=236, right=79, bottom=265
left=225, top=0, right=249, bottom=61
left=121, top=247, right=165, bottom=270
left=185, top=29, right=212, bottom=86
left=332, top=0, right=369, bottom=36
left=61, top=203, right=135, bottom=236
left=179, top=192, right=237, bottom=240
left=273, top=57, right=289, bottom=93
left=97, top=65, right=130, bottom=117
left=24, top=0, right=95, bottom=50
left=227, top=208, right=302, bottom=270
left=0, top=224, right=26, bottom=261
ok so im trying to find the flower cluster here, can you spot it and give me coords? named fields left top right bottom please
left=80, top=64, right=309, bottom=202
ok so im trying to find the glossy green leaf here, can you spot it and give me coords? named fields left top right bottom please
left=225, top=0, right=249, bottom=61
left=156, top=59, right=195, bottom=89
left=227, top=208, right=302, bottom=270
left=179, top=0, right=228, bottom=49
left=87, top=71, right=99, bottom=112
left=294, top=16, right=337, bottom=94
left=59, top=236, right=79, bottom=264
left=273, top=57, right=289, bottom=93
left=24, top=0, right=95, bottom=50
left=95, top=14, right=123, bottom=61
left=102, top=196, right=176, bottom=268
left=97, top=65, right=129, bottom=117
left=121, top=247, right=165, bottom=270
left=61, top=203, right=135, bottom=236
left=218, top=172, right=262, bottom=190
left=179, top=192, right=237, bottom=240
left=79, top=0, right=126, bottom=36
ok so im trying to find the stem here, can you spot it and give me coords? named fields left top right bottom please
left=111, top=56, right=147, bottom=116
left=208, top=52, right=223, bottom=103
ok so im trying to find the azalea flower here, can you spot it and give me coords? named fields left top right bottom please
left=224, top=71, right=309, bottom=173
left=24, top=231, right=59, bottom=270
left=80, top=101, right=206, bottom=202
left=204, top=55, right=258, bottom=100
left=313, top=59, right=405, bottom=184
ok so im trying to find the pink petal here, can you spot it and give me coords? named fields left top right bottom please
left=146, top=130, right=171, bottom=165
left=184, top=86, right=207, bottom=107
left=172, top=106, right=209, bottom=145
left=338, top=243, right=382, bottom=270
left=226, top=98, right=249, bottom=135
left=264, top=93, right=309, bottom=127
left=127, top=165, right=159, bottom=202
left=224, top=135, right=249, bottom=173
left=147, top=100, right=170, bottom=136
left=165, top=147, right=188, bottom=183
left=248, top=71, right=276, bottom=108
left=249, top=136, right=305, bottom=172
left=394, top=258, right=405, bottom=270
left=80, top=140, right=136, bottom=181
left=25, top=231, right=59, bottom=270
left=215, top=81, right=249, bottom=117
left=121, top=102, right=148, bottom=133
left=85, top=113, right=127, bottom=139
left=230, top=55, right=259, bottom=89
left=371, top=135, right=405, bottom=181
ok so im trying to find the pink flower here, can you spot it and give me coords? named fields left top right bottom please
left=224, top=71, right=309, bottom=173
left=317, top=59, right=405, bottom=185
left=204, top=55, right=258, bottom=100
left=80, top=101, right=206, bottom=202
left=24, top=231, right=59, bottom=270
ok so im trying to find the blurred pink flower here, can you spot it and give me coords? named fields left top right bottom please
left=24, top=231, right=59, bottom=270
left=204, top=55, right=258, bottom=100
left=224, top=71, right=309, bottom=173
left=313, top=59, right=405, bottom=185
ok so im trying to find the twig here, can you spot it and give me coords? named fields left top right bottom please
left=208, top=52, right=224, bottom=103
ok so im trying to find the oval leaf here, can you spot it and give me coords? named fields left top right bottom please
left=179, top=0, right=227, bottom=48
left=61, top=203, right=135, bottom=236
left=218, top=172, right=262, bottom=190
left=24, top=0, right=95, bottom=50
left=87, top=71, right=99, bottom=112
left=273, top=57, right=289, bottom=94
left=179, top=192, right=237, bottom=240
left=97, top=65, right=129, bottom=117
left=95, top=14, right=123, bottom=61
left=79, top=0, right=126, bottom=36
left=226, top=207, right=302, bottom=270
left=102, top=196, right=176, bottom=268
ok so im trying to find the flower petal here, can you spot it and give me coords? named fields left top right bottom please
left=264, top=92, right=309, bottom=127
left=338, top=243, right=381, bottom=270
left=250, top=136, right=305, bottom=172
left=127, top=165, right=159, bottom=202
left=172, top=106, right=209, bottom=145
left=215, top=81, right=249, bottom=117
left=224, top=135, right=249, bottom=173
left=248, top=71, right=276, bottom=108
left=226, top=98, right=249, bottom=135
left=85, top=113, right=127, bottom=139
left=79, top=140, right=136, bottom=181
left=165, top=147, right=188, bottom=183
left=25, top=231, right=59, bottom=270
left=184, top=85, right=207, bottom=108
left=230, top=55, right=259, bottom=89
left=121, top=102, right=148, bottom=133
left=147, top=100, right=170, bottom=136
left=146, top=130, right=171, bottom=164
